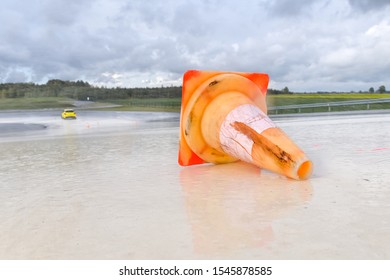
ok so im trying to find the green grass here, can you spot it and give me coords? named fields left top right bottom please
left=266, top=93, right=390, bottom=107
left=0, top=97, right=76, bottom=110
left=98, top=98, right=182, bottom=112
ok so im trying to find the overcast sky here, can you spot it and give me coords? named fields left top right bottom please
left=1, top=0, right=389, bottom=91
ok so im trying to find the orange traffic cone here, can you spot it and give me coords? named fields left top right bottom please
left=178, top=70, right=313, bottom=180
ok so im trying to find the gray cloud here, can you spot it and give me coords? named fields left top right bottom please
left=264, top=0, right=318, bottom=16
left=1, top=0, right=390, bottom=91
left=349, top=0, right=390, bottom=11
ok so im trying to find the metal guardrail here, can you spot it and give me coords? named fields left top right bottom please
left=268, top=98, right=390, bottom=114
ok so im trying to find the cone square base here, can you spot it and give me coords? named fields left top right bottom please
left=178, top=70, right=269, bottom=166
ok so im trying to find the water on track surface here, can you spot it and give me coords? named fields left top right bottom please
left=1, top=110, right=389, bottom=259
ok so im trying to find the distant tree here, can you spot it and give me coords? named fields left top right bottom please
left=267, top=89, right=283, bottom=94
left=282, top=86, right=290, bottom=94
left=369, top=87, right=374, bottom=93
left=378, top=85, right=386, bottom=93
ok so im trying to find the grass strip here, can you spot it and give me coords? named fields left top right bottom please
left=0, top=97, right=75, bottom=110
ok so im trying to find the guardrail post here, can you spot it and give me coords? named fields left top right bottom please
left=328, top=104, right=331, bottom=112
left=367, top=104, right=370, bottom=110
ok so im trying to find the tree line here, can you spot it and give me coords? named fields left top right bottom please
left=0, top=80, right=182, bottom=100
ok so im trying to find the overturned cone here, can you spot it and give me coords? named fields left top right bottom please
left=178, top=70, right=313, bottom=180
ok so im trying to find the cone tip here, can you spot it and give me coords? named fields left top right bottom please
left=297, top=160, right=313, bottom=180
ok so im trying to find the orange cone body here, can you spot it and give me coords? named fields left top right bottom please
left=178, top=70, right=313, bottom=180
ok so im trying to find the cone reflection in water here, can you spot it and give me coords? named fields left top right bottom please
left=180, top=162, right=313, bottom=256
left=178, top=70, right=313, bottom=180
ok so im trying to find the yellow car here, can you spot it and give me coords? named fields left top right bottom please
left=61, top=109, right=77, bottom=119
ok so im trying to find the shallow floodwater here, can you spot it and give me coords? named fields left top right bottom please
left=1, top=109, right=389, bottom=259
